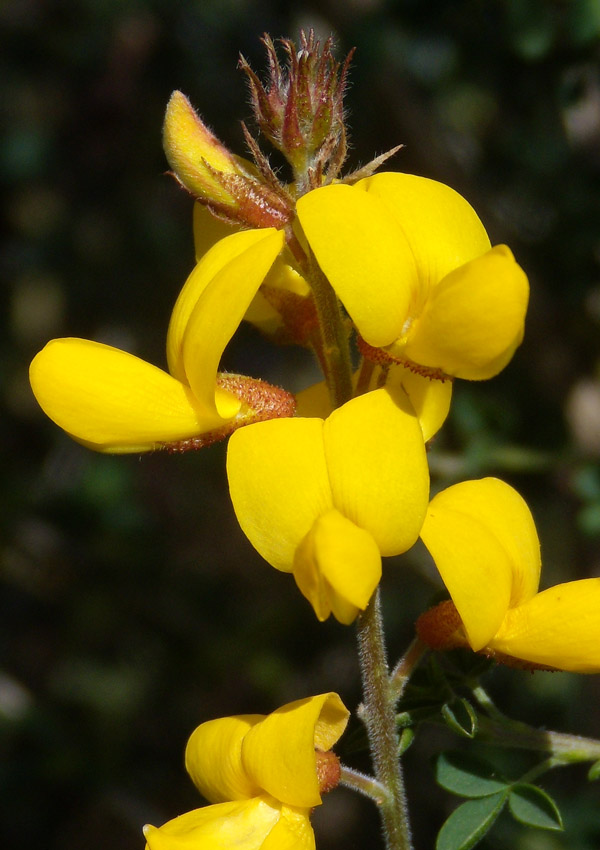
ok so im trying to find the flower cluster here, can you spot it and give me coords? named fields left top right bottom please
left=28, top=32, right=600, bottom=669
left=27, top=31, right=600, bottom=850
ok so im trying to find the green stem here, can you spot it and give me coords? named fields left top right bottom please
left=476, top=715, right=600, bottom=763
left=389, top=638, right=428, bottom=705
left=306, top=250, right=354, bottom=408
left=471, top=682, right=600, bottom=763
left=518, top=757, right=564, bottom=785
left=469, top=683, right=507, bottom=722
left=356, top=590, right=413, bottom=850
left=339, top=765, right=388, bottom=804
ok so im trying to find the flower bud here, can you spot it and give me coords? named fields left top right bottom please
left=163, top=91, right=247, bottom=204
left=240, top=31, right=353, bottom=189
left=163, top=91, right=293, bottom=228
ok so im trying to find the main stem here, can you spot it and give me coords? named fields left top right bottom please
left=356, top=591, right=413, bottom=850
left=305, top=250, right=354, bottom=409
left=300, top=238, right=411, bottom=848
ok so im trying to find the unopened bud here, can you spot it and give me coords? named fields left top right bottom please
left=163, top=91, right=293, bottom=229
left=163, top=91, right=247, bottom=205
left=240, top=31, right=353, bottom=190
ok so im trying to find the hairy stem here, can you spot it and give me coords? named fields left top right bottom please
left=356, top=591, right=413, bottom=850
left=306, top=250, right=354, bottom=408
left=339, top=765, right=388, bottom=804
left=389, top=638, right=428, bottom=705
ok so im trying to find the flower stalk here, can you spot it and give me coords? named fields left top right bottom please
left=356, top=590, right=413, bottom=850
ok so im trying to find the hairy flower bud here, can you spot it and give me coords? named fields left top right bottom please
left=240, top=30, right=353, bottom=191
left=163, top=91, right=292, bottom=228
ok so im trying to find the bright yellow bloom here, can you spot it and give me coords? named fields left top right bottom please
left=296, top=172, right=529, bottom=380
left=143, top=693, right=349, bottom=850
left=29, top=229, right=285, bottom=453
left=193, top=171, right=527, bottom=383
left=418, top=477, right=600, bottom=672
left=227, top=387, right=429, bottom=623
left=143, top=798, right=314, bottom=850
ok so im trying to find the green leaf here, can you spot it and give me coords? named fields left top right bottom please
left=442, top=698, right=478, bottom=738
left=436, top=792, right=508, bottom=850
left=435, top=751, right=509, bottom=798
left=587, top=759, right=600, bottom=781
left=508, top=784, right=563, bottom=831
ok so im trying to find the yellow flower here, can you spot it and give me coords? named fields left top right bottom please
left=143, top=693, right=349, bottom=850
left=418, top=477, right=600, bottom=672
left=296, top=172, right=529, bottom=380
left=227, top=387, right=429, bottom=623
left=29, top=229, right=286, bottom=453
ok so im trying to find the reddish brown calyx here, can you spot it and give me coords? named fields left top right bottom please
left=416, top=600, right=468, bottom=651
left=315, top=748, right=342, bottom=796
left=165, top=375, right=296, bottom=453
left=357, top=336, right=453, bottom=383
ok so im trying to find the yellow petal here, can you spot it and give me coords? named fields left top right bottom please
left=420, top=478, right=541, bottom=650
left=293, top=510, right=382, bottom=624
left=323, top=388, right=429, bottom=556
left=143, top=797, right=283, bottom=850
left=227, top=418, right=333, bottom=572
left=182, top=229, right=285, bottom=418
left=242, top=693, right=349, bottom=808
left=491, top=579, right=600, bottom=673
left=185, top=715, right=263, bottom=803
left=296, top=183, right=418, bottom=347
left=403, top=245, right=529, bottom=380
left=261, top=805, right=315, bottom=850
left=358, top=172, right=490, bottom=302
left=193, top=201, right=238, bottom=262
left=168, top=229, right=283, bottom=381
left=294, top=380, right=332, bottom=420
left=384, top=365, right=452, bottom=442
left=29, top=338, right=222, bottom=453
left=244, top=254, right=311, bottom=336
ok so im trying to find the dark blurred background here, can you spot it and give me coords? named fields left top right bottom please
left=3, top=1, right=600, bottom=848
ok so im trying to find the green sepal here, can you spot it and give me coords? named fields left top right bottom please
left=435, top=751, right=509, bottom=798
left=441, top=698, right=478, bottom=738
left=398, top=726, right=415, bottom=756
left=436, top=791, right=508, bottom=850
left=396, top=704, right=443, bottom=728
left=508, top=784, right=563, bottom=831
left=587, top=759, right=600, bottom=781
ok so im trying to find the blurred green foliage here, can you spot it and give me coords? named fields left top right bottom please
left=2, top=1, right=600, bottom=848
